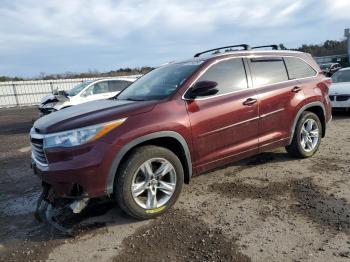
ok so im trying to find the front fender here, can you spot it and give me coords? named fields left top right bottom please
left=106, top=131, right=192, bottom=195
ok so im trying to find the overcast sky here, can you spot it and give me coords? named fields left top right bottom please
left=0, top=0, right=349, bottom=77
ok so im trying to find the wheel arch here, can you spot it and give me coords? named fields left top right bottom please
left=288, top=101, right=326, bottom=145
left=106, top=131, right=192, bottom=195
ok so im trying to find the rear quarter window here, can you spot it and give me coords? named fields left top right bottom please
left=250, top=58, right=288, bottom=86
left=284, top=57, right=317, bottom=79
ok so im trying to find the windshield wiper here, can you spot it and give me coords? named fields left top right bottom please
left=124, top=98, right=146, bottom=101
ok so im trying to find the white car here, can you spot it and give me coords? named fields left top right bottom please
left=329, top=68, right=350, bottom=110
left=39, top=77, right=137, bottom=115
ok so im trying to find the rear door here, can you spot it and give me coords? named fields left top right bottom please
left=185, top=58, right=259, bottom=173
left=248, top=57, right=294, bottom=150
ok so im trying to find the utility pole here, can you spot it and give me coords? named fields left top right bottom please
left=345, top=28, right=350, bottom=63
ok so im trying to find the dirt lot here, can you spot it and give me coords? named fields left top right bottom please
left=0, top=107, right=350, bottom=262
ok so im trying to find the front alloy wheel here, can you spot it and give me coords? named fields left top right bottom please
left=115, top=145, right=184, bottom=219
left=131, top=158, right=177, bottom=209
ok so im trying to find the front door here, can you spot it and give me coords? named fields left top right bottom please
left=185, top=58, right=259, bottom=173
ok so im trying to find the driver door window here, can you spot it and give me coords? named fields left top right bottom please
left=196, top=58, right=248, bottom=95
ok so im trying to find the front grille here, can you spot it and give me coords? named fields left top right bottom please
left=336, top=95, right=350, bottom=102
left=329, top=95, right=334, bottom=101
left=31, top=137, right=48, bottom=166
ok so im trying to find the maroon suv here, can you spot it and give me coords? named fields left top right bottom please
left=31, top=44, right=332, bottom=226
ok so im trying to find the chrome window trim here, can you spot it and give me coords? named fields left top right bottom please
left=182, top=55, right=319, bottom=101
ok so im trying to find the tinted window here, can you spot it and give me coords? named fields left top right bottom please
left=284, top=57, right=316, bottom=79
left=250, top=58, right=288, bottom=86
left=108, top=80, right=132, bottom=92
left=196, top=58, right=247, bottom=95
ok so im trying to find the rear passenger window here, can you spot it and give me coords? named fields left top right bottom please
left=250, top=58, right=288, bottom=86
left=108, top=80, right=132, bottom=92
left=284, top=57, right=316, bottom=79
left=196, top=58, right=247, bottom=95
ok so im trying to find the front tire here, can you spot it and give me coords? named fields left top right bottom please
left=286, top=111, right=322, bottom=158
left=115, top=145, right=184, bottom=219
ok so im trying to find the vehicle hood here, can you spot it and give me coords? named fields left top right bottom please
left=34, top=99, right=157, bottom=134
left=329, top=82, right=350, bottom=95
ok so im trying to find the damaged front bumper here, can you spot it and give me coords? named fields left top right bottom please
left=35, top=182, right=90, bottom=236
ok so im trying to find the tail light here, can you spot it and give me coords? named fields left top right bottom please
left=324, top=78, right=332, bottom=86
left=323, top=78, right=332, bottom=95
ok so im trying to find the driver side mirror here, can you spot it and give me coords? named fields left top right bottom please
left=187, top=81, right=218, bottom=99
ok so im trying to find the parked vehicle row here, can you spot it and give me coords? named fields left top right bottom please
left=39, top=77, right=137, bottom=116
left=30, top=44, right=332, bottom=233
left=320, top=63, right=341, bottom=76
left=329, top=67, right=350, bottom=111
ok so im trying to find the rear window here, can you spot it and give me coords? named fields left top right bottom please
left=250, top=58, right=288, bottom=86
left=284, top=57, right=316, bottom=79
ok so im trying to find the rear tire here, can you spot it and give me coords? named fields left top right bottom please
left=286, top=111, right=322, bottom=158
left=115, top=145, right=184, bottom=219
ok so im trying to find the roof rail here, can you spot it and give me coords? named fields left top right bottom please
left=194, top=44, right=251, bottom=58
left=252, top=45, right=279, bottom=50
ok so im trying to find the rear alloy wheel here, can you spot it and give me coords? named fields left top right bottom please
left=286, top=111, right=322, bottom=158
left=300, top=119, right=319, bottom=152
left=115, top=146, right=184, bottom=219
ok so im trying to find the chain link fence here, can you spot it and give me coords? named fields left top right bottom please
left=0, top=75, right=140, bottom=108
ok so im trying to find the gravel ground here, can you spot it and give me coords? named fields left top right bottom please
left=0, top=107, right=350, bottom=262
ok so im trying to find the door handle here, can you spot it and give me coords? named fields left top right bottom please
left=292, top=86, right=302, bottom=93
left=243, top=98, right=257, bottom=106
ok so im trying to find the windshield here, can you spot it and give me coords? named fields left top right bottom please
left=67, top=81, right=92, bottom=96
left=117, top=62, right=202, bottom=101
left=332, top=70, right=350, bottom=83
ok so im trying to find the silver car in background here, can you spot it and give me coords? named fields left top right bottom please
left=329, top=68, right=350, bottom=111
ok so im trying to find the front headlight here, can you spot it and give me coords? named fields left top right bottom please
left=43, top=118, right=126, bottom=148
